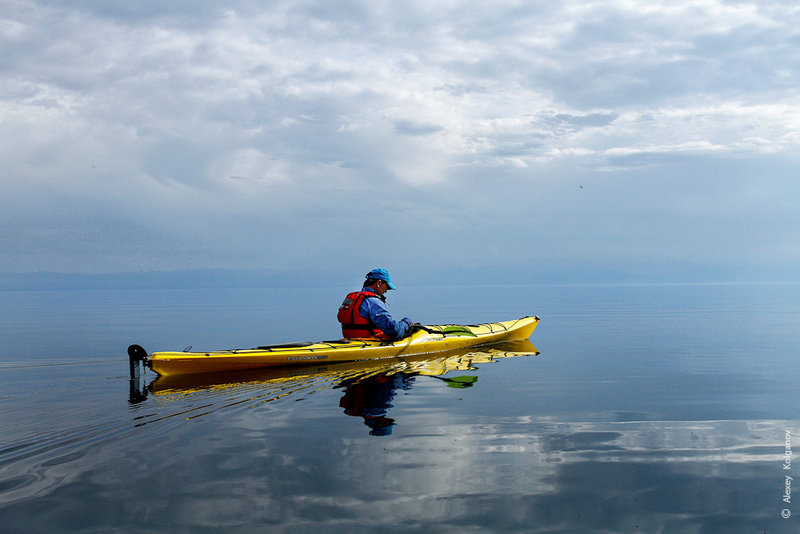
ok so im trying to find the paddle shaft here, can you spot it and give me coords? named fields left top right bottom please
left=412, top=324, right=474, bottom=337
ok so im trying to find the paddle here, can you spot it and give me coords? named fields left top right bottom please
left=411, top=324, right=477, bottom=337
left=432, top=375, right=478, bottom=388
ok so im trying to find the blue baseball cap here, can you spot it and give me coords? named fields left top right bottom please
left=365, top=268, right=395, bottom=289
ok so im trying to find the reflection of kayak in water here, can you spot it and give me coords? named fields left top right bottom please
left=132, top=340, right=539, bottom=436
left=146, top=339, right=539, bottom=395
left=130, top=316, right=539, bottom=377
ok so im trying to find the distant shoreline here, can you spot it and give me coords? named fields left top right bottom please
left=2, top=269, right=798, bottom=291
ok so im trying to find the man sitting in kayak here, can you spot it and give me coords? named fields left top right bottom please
left=338, top=268, right=414, bottom=341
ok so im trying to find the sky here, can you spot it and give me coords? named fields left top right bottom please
left=2, top=0, right=799, bottom=283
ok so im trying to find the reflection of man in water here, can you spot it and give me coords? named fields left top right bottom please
left=338, top=372, right=415, bottom=436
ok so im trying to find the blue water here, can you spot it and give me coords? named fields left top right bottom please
left=1, top=283, right=798, bottom=532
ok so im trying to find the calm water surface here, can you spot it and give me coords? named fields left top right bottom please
left=1, top=283, right=798, bottom=533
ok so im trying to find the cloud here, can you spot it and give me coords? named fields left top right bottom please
left=1, top=0, right=799, bottom=278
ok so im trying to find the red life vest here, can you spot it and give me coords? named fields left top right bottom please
left=337, top=290, right=389, bottom=340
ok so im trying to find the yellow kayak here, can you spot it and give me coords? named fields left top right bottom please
left=129, top=316, right=539, bottom=377
left=148, top=338, right=540, bottom=394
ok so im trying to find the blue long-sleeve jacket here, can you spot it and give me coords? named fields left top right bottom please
left=358, top=287, right=412, bottom=340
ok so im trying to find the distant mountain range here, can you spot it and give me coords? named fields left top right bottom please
left=0, top=269, right=319, bottom=290
left=3, top=263, right=794, bottom=291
